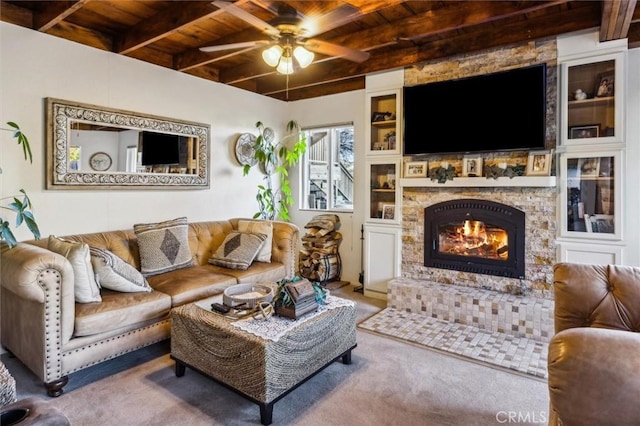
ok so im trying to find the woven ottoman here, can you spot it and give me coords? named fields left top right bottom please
left=0, top=361, right=16, bottom=407
left=171, top=295, right=357, bottom=425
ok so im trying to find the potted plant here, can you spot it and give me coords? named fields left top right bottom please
left=1, top=122, right=40, bottom=247
left=243, top=120, right=306, bottom=222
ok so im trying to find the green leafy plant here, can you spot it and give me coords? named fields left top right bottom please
left=1, top=122, right=41, bottom=248
left=429, top=164, right=457, bottom=184
left=484, top=164, right=526, bottom=179
left=243, top=120, right=306, bottom=221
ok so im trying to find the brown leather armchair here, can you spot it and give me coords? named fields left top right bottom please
left=548, top=263, right=640, bottom=425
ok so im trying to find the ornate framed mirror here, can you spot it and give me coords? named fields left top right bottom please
left=45, top=98, right=210, bottom=189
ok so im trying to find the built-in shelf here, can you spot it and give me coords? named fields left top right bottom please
left=568, top=96, right=613, bottom=107
left=399, top=176, right=557, bottom=188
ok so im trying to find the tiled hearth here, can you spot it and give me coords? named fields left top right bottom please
left=359, top=278, right=554, bottom=379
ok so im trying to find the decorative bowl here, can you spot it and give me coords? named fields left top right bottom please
left=223, top=283, right=274, bottom=308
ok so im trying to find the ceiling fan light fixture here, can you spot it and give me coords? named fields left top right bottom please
left=293, top=46, right=314, bottom=68
left=276, top=55, right=294, bottom=75
left=262, top=45, right=283, bottom=67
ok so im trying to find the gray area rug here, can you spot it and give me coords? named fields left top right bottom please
left=2, top=286, right=549, bottom=425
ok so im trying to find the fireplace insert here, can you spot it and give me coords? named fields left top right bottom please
left=424, top=199, right=525, bottom=278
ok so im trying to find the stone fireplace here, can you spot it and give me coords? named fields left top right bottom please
left=424, top=199, right=526, bottom=279
left=402, top=186, right=556, bottom=298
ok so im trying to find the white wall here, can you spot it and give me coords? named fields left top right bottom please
left=625, top=47, right=640, bottom=265
left=0, top=22, right=288, bottom=240
left=287, top=91, right=366, bottom=285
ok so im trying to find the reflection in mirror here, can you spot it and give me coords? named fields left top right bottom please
left=46, top=98, right=210, bottom=189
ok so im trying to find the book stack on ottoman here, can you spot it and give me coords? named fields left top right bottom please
left=299, top=214, right=342, bottom=283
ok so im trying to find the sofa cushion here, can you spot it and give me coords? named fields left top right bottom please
left=238, top=219, right=273, bottom=263
left=134, top=217, right=193, bottom=277
left=146, top=265, right=237, bottom=307
left=48, top=236, right=101, bottom=303
left=206, top=261, right=286, bottom=284
left=208, top=231, right=266, bottom=270
left=74, top=289, right=171, bottom=337
left=90, top=247, right=151, bottom=293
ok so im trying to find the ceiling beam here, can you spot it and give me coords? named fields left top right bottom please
left=0, top=1, right=33, bottom=27
left=34, top=0, right=90, bottom=32
left=600, top=0, right=637, bottom=41
left=115, top=1, right=230, bottom=54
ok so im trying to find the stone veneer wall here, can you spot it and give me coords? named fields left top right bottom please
left=402, top=187, right=556, bottom=299
left=403, top=39, right=558, bottom=174
left=399, top=39, right=559, bottom=299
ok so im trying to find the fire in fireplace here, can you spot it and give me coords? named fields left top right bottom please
left=424, top=199, right=525, bottom=278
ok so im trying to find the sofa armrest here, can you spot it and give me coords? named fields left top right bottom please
left=548, top=327, right=640, bottom=425
left=1, top=243, right=76, bottom=382
left=271, top=221, right=300, bottom=280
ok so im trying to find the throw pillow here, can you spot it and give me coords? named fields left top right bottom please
left=90, top=247, right=151, bottom=293
left=134, top=217, right=194, bottom=277
left=238, top=219, right=273, bottom=263
left=48, top=236, right=101, bottom=303
left=208, top=231, right=267, bottom=270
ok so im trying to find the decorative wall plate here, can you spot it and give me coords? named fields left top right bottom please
left=263, top=127, right=275, bottom=143
left=235, top=133, right=258, bottom=167
left=89, top=152, right=112, bottom=171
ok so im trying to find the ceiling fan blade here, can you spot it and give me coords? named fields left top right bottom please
left=200, top=40, right=269, bottom=53
left=302, top=4, right=362, bottom=37
left=304, top=39, right=370, bottom=63
left=212, top=1, right=279, bottom=37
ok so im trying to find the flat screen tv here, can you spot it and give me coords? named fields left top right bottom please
left=403, top=64, right=547, bottom=155
left=140, top=131, right=181, bottom=165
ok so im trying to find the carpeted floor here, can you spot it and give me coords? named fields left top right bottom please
left=2, top=285, right=550, bottom=425
left=359, top=308, right=548, bottom=380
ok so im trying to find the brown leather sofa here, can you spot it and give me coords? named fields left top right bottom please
left=1, top=219, right=299, bottom=397
left=548, top=263, right=640, bottom=425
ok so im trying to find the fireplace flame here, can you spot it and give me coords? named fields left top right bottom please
left=441, top=219, right=509, bottom=260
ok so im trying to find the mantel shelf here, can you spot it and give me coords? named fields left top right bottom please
left=399, top=176, right=557, bottom=188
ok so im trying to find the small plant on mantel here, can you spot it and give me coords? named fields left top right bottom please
left=484, top=164, right=526, bottom=179
left=1, top=122, right=41, bottom=248
left=429, top=164, right=457, bottom=184
left=243, top=120, right=306, bottom=221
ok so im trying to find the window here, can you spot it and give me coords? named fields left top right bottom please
left=300, top=123, right=354, bottom=211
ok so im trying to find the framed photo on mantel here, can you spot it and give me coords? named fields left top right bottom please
left=526, top=150, right=552, bottom=176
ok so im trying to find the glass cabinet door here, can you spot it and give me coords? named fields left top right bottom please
left=367, top=159, right=400, bottom=223
left=562, top=151, right=621, bottom=239
left=366, top=89, right=401, bottom=156
left=561, top=52, right=624, bottom=145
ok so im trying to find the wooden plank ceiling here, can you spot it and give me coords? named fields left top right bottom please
left=2, top=1, right=639, bottom=101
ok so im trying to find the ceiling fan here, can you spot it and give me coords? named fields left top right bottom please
left=200, top=1, right=370, bottom=74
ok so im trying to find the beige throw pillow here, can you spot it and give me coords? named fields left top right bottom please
left=48, top=236, right=101, bottom=303
left=238, top=219, right=273, bottom=263
left=208, top=231, right=266, bottom=270
left=90, top=247, right=151, bottom=293
left=134, top=217, right=194, bottom=277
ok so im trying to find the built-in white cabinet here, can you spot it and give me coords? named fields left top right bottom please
left=363, top=72, right=404, bottom=297
left=557, top=241, right=624, bottom=265
left=365, top=89, right=402, bottom=156
left=559, top=52, right=625, bottom=146
left=559, top=150, right=622, bottom=240
left=556, top=33, right=628, bottom=265
left=363, top=224, right=402, bottom=300
left=365, top=158, right=401, bottom=225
